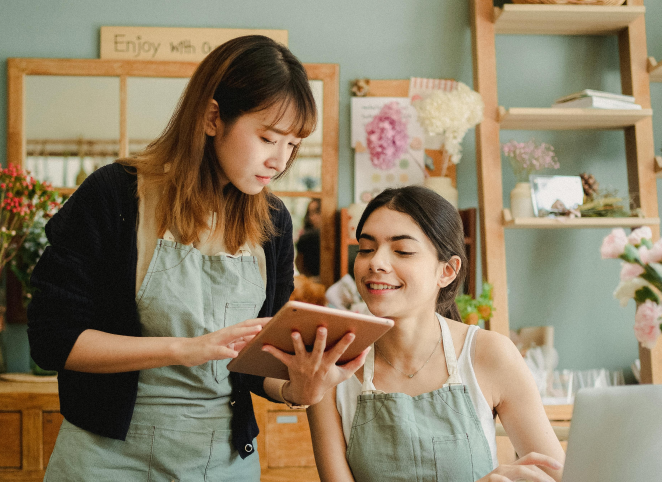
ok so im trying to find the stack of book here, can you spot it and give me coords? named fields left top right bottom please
left=552, top=90, right=641, bottom=110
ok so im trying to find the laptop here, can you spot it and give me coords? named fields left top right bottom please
left=562, top=384, right=662, bottom=482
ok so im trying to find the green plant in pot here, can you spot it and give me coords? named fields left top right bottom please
left=0, top=164, right=63, bottom=375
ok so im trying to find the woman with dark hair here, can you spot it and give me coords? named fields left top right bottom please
left=308, top=186, right=565, bottom=482
left=28, top=35, right=367, bottom=480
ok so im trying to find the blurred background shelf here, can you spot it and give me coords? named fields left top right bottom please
left=494, top=4, right=645, bottom=36
left=502, top=209, right=660, bottom=229
left=498, top=106, right=652, bottom=130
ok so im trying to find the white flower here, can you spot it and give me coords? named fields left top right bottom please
left=413, top=82, right=484, bottom=164
left=613, top=277, right=654, bottom=307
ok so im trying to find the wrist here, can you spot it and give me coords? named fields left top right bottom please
left=279, top=380, right=309, bottom=409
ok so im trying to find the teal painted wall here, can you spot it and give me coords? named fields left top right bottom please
left=1, top=0, right=662, bottom=377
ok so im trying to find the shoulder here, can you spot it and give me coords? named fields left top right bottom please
left=47, top=163, right=137, bottom=244
left=473, top=327, right=532, bottom=408
left=474, top=328, right=522, bottom=371
left=266, top=193, right=292, bottom=228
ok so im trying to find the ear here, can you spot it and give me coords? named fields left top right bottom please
left=204, top=100, right=222, bottom=137
left=437, top=255, right=461, bottom=289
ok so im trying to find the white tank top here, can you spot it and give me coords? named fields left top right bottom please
left=335, top=320, right=498, bottom=469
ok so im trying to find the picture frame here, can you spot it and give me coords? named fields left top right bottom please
left=530, top=175, right=584, bottom=217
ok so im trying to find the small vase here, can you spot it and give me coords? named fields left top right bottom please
left=510, top=182, right=535, bottom=218
left=424, top=176, right=458, bottom=209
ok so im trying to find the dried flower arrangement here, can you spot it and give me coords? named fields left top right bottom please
left=412, top=82, right=484, bottom=167
left=501, top=139, right=560, bottom=182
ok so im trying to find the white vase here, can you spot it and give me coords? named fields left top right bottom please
left=424, top=176, right=458, bottom=208
left=510, top=182, right=535, bottom=218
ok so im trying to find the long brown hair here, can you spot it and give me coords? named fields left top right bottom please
left=119, top=35, right=317, bottom=252
left=354, top=186, right=468, bottom=322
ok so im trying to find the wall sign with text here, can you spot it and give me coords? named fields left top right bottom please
left=100, top=26, right=288, bottom=61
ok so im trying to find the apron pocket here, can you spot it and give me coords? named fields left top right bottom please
left=212, top=302, right=259, bottom=382
left=433, top=433, right=474, bottom=482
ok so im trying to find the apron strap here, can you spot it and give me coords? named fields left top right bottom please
left=360, top=314, right=464, bottom=393
left=361, top=346, right=380, bottom=394
left=437, top=313, right=463, bottom=386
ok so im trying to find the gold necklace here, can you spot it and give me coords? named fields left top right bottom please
left=374, top=317, right=442, bottom=379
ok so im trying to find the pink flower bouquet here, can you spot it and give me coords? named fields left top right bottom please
left=365, top=102, right=409, bottom=171
left=502, top=139, right=559, bottom=183
left=601, top=226, right=662, bottom=349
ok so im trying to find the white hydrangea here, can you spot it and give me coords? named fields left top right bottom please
left=413, top=82, right=484, bottom=164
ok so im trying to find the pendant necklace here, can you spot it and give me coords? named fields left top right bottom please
left=374, top=316, right=442, bottom=379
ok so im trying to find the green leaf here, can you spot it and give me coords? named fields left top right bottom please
left=634, top=286, right=660, bottom=304
left=641, top=238, right=654, bottom=249
left=620, top=244, right=640, bottom=263
left=641, top=263, right=662, bottom=292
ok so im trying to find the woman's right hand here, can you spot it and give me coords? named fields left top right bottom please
left=175, top=317, right=267, bottom=367
left=477, top=452, right=563, bottom=482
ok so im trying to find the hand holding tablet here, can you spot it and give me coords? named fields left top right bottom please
left=227, top=301, right=394, bottom=380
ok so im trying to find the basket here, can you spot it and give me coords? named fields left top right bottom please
left=513, top=0, right=626, bottom=5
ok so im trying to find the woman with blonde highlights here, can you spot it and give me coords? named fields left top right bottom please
left=28, top=35, right=366, bottom=480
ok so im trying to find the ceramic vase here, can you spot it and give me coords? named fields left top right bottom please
left=510, top=182, right=535, bottom=218
left=424, top=176, right=458, bottom=209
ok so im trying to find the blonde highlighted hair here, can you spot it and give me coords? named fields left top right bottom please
left=119, top=35, right=317, bottom=253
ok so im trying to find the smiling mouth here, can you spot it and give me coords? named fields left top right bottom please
left=256, top=176, right=271, bottom=185
left=366, top=283, right=400, bottom=290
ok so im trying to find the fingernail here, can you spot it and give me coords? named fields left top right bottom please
left=552, top=461, right=563, bottom=469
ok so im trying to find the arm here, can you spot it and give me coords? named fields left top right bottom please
left=475, top=330, right=565, bottom=482
left=64, top=320, right=264, bottom=373
left=307, top=387, right=356, bottom=482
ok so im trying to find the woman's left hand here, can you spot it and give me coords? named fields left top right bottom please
left=262, top=327, right=370, bottom=406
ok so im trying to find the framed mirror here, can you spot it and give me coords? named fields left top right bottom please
left=7, top=58, right=338, bottom=287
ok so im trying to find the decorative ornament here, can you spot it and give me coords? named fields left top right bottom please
left=351, top=78, right=370, bottom=97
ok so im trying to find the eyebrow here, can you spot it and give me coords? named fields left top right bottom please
left=263, top=124, right=301, bottom=138
left=358, top=233, right=420, bottom=243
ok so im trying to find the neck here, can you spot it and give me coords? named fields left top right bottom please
left=376, top=310, right=440, bottom=361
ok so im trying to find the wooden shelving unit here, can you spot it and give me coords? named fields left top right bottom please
left=498, top=106, right=652, bottom=131
left=471, top=0, right=661, bottom=385
left=502, top=209, right=660, bottom=229
left=494, top=4, right=645, bottom=36
left=649, top=57, right=662, bottom=83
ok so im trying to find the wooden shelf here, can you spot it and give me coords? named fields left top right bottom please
left=494, top=4, right=645, bottom=36
left=498, top=106, right=652, bottom=130
left=649, top=57, right=662, bottom=83
left=503, top=209, right=659, bottom=229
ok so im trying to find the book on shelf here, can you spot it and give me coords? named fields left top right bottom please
left=554, top=89, right=635, bottom=104
left=553, top=96, right=642, bottom=110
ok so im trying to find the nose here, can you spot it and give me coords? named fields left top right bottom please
left=266, top=145, right=289, bottom=174
left=368, top=247, right=391, bottom=273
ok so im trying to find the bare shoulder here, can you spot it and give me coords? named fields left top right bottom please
left=474, top=328, right=521, bottom=369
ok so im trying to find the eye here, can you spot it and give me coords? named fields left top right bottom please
left=357, top=248, right=373, bottom=254
left=289, top=142, right=300, bottom=149
left=261, top=137, right=276, bottom=145
left=395, top=251, right=415, bottom=256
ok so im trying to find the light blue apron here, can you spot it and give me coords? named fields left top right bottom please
left=346, top=314, right=494, bottom=482
left=45, top=238, right=266, bottom=481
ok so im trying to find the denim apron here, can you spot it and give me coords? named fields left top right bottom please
left=45, top=237, right=266, bottom=482
left=346, top=314, right=493, bottom=482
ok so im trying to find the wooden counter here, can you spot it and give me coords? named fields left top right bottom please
left=0, top=376, right=61, bottom=481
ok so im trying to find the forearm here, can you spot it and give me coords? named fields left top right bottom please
left=64, top=329, right=183, bottom=373
left=264, top=377, right=290, bottom=403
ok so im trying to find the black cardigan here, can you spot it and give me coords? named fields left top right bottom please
left=27, top=163, right=294, bottom=459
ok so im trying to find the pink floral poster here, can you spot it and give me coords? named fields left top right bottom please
left=351, top=97, right=425, bottom=204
